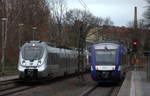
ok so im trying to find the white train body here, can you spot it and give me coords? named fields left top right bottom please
left=18, top=41, right=90, bottom=79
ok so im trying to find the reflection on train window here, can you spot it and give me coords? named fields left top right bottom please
left=95, top=49, right=116, bottom=65
left=22, top=46, right=44, bottom=60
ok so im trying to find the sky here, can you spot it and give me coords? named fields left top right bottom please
left=67, top=0, right=148, bottom=26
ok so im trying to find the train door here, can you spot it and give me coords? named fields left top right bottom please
left=48, top=52, right=59, bottom=76
left=47, top=52, right=51, bottom=75
left=59, top=49, right=64, bottom=75
left=70, top=52, right=75, bottom=74
left=66, top=52, right=70, bottom=74
left=64, top=49, right=68, bottom=75
left=72, top=51, right=77, bottom=73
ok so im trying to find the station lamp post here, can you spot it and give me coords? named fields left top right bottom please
left=1, top=18, right=7, bottom=74
left=32, top=26, right=37, bottom=40
left=18, top=23, right=24, bottom=49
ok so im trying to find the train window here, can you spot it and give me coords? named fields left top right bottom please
left=59, top=53, right=63, bottom=66
left=56, top=54, right=59, bottom=64
left=47, top=53, right=56, bottom=65
left=95, top=49, right=116, bottom=65
left=54, top=54, right=57, bottom=65
left=47, top=53, right=51, bottom=65
left=22, top=46, right=44, bottom=60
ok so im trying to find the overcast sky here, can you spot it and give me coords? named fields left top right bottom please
left=67, top=0, right=148, bottom=26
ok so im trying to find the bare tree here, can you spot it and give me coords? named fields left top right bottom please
left=144, top=0, right=150, bottom=29
left=0, top=0, right=50, bottom=64
left=64, top=9, right=105, bottom=47
left=48, top=0, right=67, bottom=45
left=103, top=17, right=113, bottom=26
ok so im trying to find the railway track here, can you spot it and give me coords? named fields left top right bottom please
left=80, top=85, right=120, bottom=96
left=0, top=73, right=89, bottom=96
left=80, top=81, right=123, bottom=96
left=0, top=78, right=34, bottom=96
left=80, top=84, right=98, bottom=96
left=0, top=79, right=20, bottom=86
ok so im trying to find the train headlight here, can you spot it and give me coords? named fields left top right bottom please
left=112, top=66, right=115, bottom=70
left=22, top=60, right=26, bottom=66
left=37, top=60, right=42, bottom=66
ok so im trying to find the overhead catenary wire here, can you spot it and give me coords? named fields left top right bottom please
left=78, top=0, right=90, bottom=11
left=80, top=0, right=90, bottom=10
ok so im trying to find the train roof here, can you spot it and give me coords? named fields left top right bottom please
left=21, top=41, right=81, bottom=54
left=22, top=41, right=46, bottom=47
left=20, top=41, right=90, bottom=55
left=93, top=40, right=125, bottom=50
left=21, top=41, right=76, bottom=50
left=95, top=40, right=121, bottom=45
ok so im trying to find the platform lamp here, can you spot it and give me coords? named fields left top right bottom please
left=1, top=18, right=7, bottom=74
left=18, top=23, right=24, bottom=49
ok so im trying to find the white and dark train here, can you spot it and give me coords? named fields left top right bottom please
left=18, top=41, right=90, bottom=79
left=91, top=41, right=128, bottom=83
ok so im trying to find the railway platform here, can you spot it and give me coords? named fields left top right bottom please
left=0, top=75, right=18, bottom=82
left=118, top=71, right=150, bottom=96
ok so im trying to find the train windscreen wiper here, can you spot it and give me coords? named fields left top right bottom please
left=104, top=46, right=113, bottom=56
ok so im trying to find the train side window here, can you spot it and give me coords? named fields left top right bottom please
left=47, top=53, right=55, bottom=65
left=54, top=53, right=57, bottom=65
left=47, top=53, right=51, bottom=65
left=67, top=54, right=69, bottom=67
left=59, top=53, right=62, bottom=67
left=51, top=53, right=55, bottom=65
left=63, top=52, right=66, bottom=68
left=55, top=53, right=58, bottom=65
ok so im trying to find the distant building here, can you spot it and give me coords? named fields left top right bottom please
left=86, top=26, right=128, bottom=42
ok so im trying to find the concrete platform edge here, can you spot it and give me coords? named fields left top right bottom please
left=117, top=71, right=131, bottom=96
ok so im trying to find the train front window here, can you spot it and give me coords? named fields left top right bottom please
left=95, top=49, right=116, bottom=65
left=22, top=46, right=44, bottom=60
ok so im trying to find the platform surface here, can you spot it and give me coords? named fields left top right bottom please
left=118, top=71, right=150, bottom=96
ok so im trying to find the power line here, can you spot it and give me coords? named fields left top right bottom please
left=80, top=0, right=88, bottom=8
left=78, top=0, right=90, bottom=11
left=78, top=0, right=87, bottom=9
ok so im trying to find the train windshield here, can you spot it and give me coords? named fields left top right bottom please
left=95, top=49, right=116, bottom=65
left=22, top=46, right=44, bottom=60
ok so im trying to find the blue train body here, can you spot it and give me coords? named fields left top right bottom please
left=91, top=42, right=126, bottom=83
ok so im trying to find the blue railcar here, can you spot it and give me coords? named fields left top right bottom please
left=91, top=41, right=127, bottom=83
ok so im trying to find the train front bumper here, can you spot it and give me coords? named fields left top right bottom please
left=18, top=65, right=47, bottom=79
left=92, top=71, right=121, bottom=82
